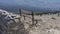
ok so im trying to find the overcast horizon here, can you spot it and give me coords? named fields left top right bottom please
left=0, top=0, right=60, bottom=11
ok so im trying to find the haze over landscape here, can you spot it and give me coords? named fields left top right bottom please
left=1, top=0, right=60, bottom=34
left=0, top=0, right=60, bottom=12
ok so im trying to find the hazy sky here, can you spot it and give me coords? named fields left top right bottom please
left=0, top=0, right=60, bottom=10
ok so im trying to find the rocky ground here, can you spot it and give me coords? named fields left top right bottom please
left=0, top=9, right=28, bottom=34
left=21, top=14, right=60, bottom=34
left=0, top=9, right=60, bottom=34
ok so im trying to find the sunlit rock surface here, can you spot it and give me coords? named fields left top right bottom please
left=21, top=13, right=60, bottom=34
left=0, top=9, right=28, bottom=34
left=0, top=9, right=60, bottom=34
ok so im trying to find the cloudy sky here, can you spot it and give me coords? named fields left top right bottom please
left=0, top=0, right=60, bottom=10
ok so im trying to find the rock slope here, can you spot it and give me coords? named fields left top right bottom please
left=0, top=9, right=28, bottom=34
left=0, top=9, right=60, bottom=34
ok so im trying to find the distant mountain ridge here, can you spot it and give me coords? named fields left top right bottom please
left=0, top=5, right=60, bottom=13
